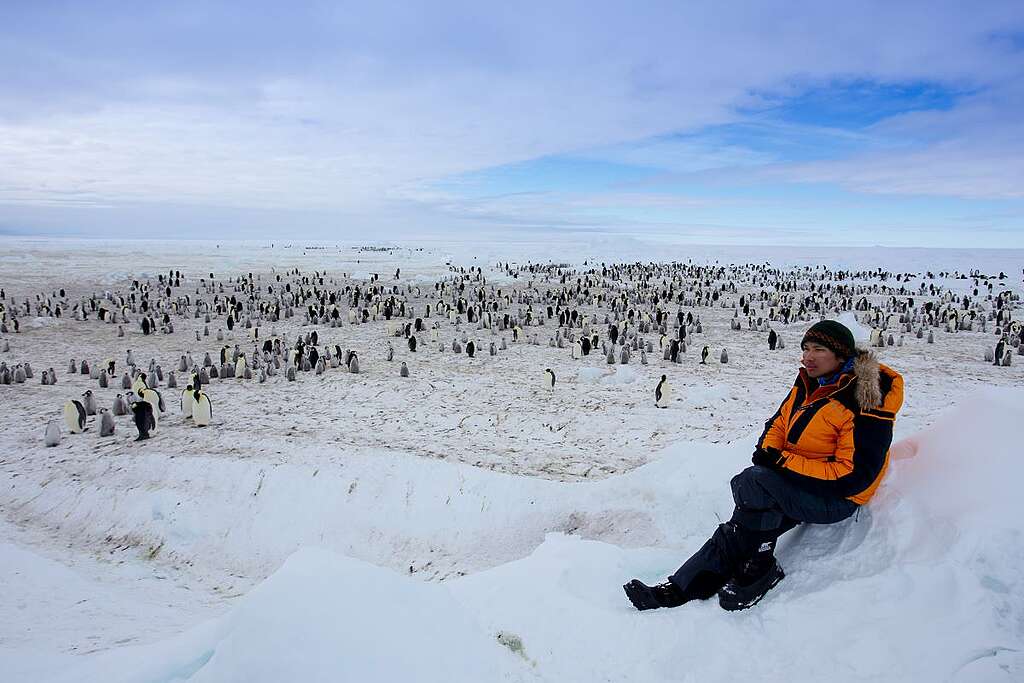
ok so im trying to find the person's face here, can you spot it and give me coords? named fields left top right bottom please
left=801, top=342, right=843, bottom=378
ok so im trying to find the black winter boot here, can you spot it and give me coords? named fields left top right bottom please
left=624, top=569, right=728, bottom=611
left=623, top=579, right=685, bottom=611
left=718, top=539, right=785, bottom=611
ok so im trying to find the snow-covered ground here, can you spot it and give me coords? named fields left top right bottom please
left=1, top=236, right=1023, bottom=682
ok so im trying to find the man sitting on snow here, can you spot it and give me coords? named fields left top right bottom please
left=624, top=320, right=904, bottom=611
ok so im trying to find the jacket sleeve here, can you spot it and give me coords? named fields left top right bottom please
left=779, top=371, right=904, bottom=498
left=756, top=386, right=796, bottom=453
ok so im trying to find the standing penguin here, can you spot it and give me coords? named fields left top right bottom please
left=192, top=390, right=213, bottom=426
left=82, top=389, right=97, bottom=416
left=768, top=329, right=778, bottom=351
left=466, top=340, right=476, bottom=358
left=99, top=409, right=115, bottom=437
left=720, top=348, right=729, bottom=364
left=112, top=393, right=128, bottom=416
left=181, top=385, right=195, bottom=417
left=348, top=354, right=360, bottom=374
left=64, top=399, right=86, bottom=433
left=571, top=340, right=583, bottom=360
left=543, top=368, right=555, bottom=390
left=132, top=400, right=155, bottom=440
left=140, top=388, right=161, bottom=430
left=44, top=420, right=62, bottom=447
left=994, top=339, right=1006, bottom=366
left=655, top=375, right=671, bottom=408
left=408, top=335, right=417, bottom=352
left=400, top=362, right=409, bottom=377
left=701, top=346, right=710, bottom=364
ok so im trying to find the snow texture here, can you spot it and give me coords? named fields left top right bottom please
left=1, top=237, right=1022, bottom=682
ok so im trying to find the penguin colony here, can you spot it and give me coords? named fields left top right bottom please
left=1, top=258, right=1022, bottom=450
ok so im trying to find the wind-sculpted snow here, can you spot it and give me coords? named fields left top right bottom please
left=33, top=387, right=1024, bottom=682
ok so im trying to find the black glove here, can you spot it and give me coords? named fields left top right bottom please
left=751, top=447, right=785, bottom=470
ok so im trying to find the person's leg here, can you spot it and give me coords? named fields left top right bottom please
left=729, top=465, right=858, bottom=528
left=625, top=466, right=857, bottom=611
left=717, top=465, right=858, bottom=609
left=671, top=467, right=855, bottom=601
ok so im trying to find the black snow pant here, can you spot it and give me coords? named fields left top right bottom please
left=668, top=465, right=858, bottom=599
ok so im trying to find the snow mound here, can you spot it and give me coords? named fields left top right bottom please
left=836, top=311, right=871, bottom=343
left=43, top=388, right=1024, bottom=682
left=46, top=548, right=539, bottom=683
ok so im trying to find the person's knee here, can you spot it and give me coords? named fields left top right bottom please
left=731, top=466, right=777, bottom=509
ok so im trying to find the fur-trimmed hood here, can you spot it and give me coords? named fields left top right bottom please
left=852, top=349, right=882, bottom=410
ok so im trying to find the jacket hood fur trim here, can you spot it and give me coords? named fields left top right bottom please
left=853, top=350, right=882, bottom=410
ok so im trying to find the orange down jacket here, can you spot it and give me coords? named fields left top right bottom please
left=757, top=351, right=904, bottom=505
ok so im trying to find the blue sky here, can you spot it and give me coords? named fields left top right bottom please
left=1, top=1, right=1023, bottom=246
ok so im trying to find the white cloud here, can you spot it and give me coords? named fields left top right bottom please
left=0, top=1, right=1022, bottom=236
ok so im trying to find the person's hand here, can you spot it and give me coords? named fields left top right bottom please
left=751, top=447, right=785, bottom=470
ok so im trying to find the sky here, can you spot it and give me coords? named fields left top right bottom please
left=1, top=1, right=1023, bottom=247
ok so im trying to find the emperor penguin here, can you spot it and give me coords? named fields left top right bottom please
left=99, top=409, right=115, bottom=437
left=132, top=372, right=148, bottom=396
left=44, top=420, right=61, bottom=447
left=82, top=389, right=97, bottom=415
left=720, top=348, right=729, bottom=364
left=655, top=375, right=671, bottom=408
left=994, top=339, right=1005, bottom=366
left=132, top=399, right=155, bottom=440
left=192, top=390, right=213, bottom=427
left=112, top=393, right=128, bottom=416
left=400, top=361, right=409, bottom=377
left=348, top=354, right=360, bottom=374
left=408, top=335, right=417, bottom=352
left=140, top=388, right=161, bottom=430
left=701, top=346, right=710, bottom=364
left=571, top=340, right=583, bottom=360
left=543, top=368, right=555, bottom=390
left=235, top=353, right=247, bottom=378
left=181, top=385, right=195, bottom=417
left=466, top=340, right=476, bottom=358
left=64, top=399, right=86, bottom=433
left=768, top=329, right=778, bottom=351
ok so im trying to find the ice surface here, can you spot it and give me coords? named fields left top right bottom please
left=1, top=236, right=1022, bottom=681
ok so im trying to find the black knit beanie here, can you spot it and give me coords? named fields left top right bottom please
left=802, top=320, right=856, bottom=359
